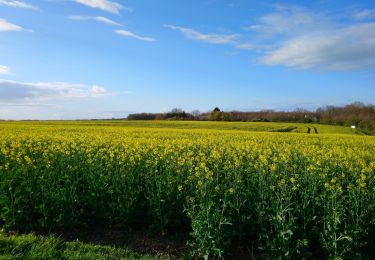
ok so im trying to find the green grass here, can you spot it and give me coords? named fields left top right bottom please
left=0, top=232, right=154, bottom=260
left=0, top=120, right=364, bottom=135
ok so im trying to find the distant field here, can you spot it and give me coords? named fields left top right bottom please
left=1, top=120, right=365, bottom=135
left=0, top=120, right=374, bottom=258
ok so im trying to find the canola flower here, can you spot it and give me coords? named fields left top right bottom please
left=0, top=121, right=374, bottom=258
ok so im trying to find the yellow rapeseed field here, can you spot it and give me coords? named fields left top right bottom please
left=0, top=121, right=374, bottom=258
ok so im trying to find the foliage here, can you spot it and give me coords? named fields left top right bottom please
left=208, top=110, right=229, bottom=121
left=317, top=102, right=375, bottom=134
left=128, top=108, right=194, bottom=121
left=127, top=113, right=161, bottom=120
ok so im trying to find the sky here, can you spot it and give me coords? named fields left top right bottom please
left=0, top=0, right=375, bottom=119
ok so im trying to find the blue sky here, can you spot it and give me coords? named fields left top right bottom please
left=0, top=0, right=375, bottom=119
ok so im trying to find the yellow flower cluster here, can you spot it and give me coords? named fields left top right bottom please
left=0, top=122, right=374, bottom=195
left=0, top=121, right=374, bottom=258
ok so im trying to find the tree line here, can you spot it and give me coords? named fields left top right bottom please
left=127, top=102, right=375, bottom=134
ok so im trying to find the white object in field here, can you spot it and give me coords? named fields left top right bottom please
left=351, top=125, right=356, bottom=129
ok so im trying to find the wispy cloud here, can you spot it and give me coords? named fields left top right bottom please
left=0, top=0, right=36, bottom=9
left=244, top=5, right=330, bottom=36
left=93, top=16, right=122, bottom=26
left=260, top=23, right=375, bottom=70
left=73, top=0, right=129, bottom=14
left=165, top=24, right=238, bottom=44
left=115, top=29, right=155, bottom=42
left=0, top=18, right=24, bottom=32
left=0, top=79, right=110, bottom=103
left=352, top=9, right=375, bottom=20
left=69, top=15, right=123, bottom=26
left=235, top=44, right=253, bottom=50
left=89, top=85, right=108, bottom=95
left=0, top=65, right=10, bottom=75
left=242, top=5, right=375, bottom=71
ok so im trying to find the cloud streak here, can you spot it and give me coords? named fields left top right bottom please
left=165, top=24, right=238, bottom=44
left=241, top=5, right=375, bottom=71
left=260, top=23, right=375, bottom=70
left=0, top=18, right=24, bottom=32
left=73, top=0, right=128, bottom=14
left=244, top=6, right=330, bottom=36
left=235, top=44, right=253, bottom=50
left=69, top=15, right=123, bottom=26
left=0, top=80, right=110, bottom=103
left=353, top=9, right=375, bottom=20
left=0, top=0, right=36, bottom=9
left=0, top=65, right=10, bottom=75
left=115, top=29, right=155, bottom=42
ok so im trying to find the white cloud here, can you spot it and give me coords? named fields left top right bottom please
left=242, top=5, right=375, bottom=71
left=94, top=16, right=122, bottom=26
left=236, top=44, right=253, bottom=50
left=165, top=24, right=238, bottom=44
left=73, top=0, right=128, bottom=14
left=244, top=5, right=329, bottom=36
left=115, top=29, right=155, bottom=42
left=0, top=80, right=121, bottom=120
left=353, top=9, right=375, bottom=20
left=0, top=65, right=10, bottom=75
left=69, top=15, right=122, bottom=26
left=0, top=18, right=23, bottom=32
left=0, top=79, right=109, bottom=103
left=89, top=85, right=107, bottom=95
left=0, top=0, right=36, bottom=9
left=260, top=23, right=375, bottom=70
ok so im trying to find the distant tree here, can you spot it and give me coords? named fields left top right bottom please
left=191, top=110, right=201, bottom=117
left=350, top=101, right=366, bottom=108
left=166, top=108, right=192, bottom=120
left=316, top=102, right=375, bottom=134
left=294, top=107, right=309, bottom=113
left=260, top=109, right=275, bottom=113
left=170, top=108, right=184, bottom=114
left=209, top=108, right=229, bottom=121
left=154, top=113, right=165, bottom=120
left=127, top=113, right=157, bottom=120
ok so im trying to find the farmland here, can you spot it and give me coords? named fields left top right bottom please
left=0, top=121, right=374, bottom=258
